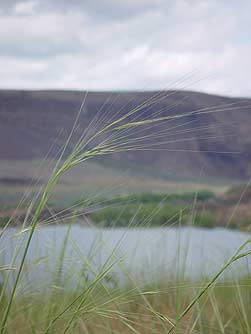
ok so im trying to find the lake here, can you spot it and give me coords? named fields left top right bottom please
left=1, top=225, right=251, bottom=292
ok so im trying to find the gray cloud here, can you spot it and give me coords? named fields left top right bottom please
left=0, top=0, right=251, bottom=96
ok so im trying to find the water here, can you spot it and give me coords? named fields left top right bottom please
left=1, top=225, right=251, bottom=292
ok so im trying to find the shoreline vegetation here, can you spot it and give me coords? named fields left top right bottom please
left=1, top=189, right=251, bottom=231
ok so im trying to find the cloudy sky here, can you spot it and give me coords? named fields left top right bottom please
left=0, top=0, right=251, bottom=96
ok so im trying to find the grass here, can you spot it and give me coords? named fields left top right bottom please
left=1, top=240, right=251, bottom=334
left=0, top=90, right=251, bottom=333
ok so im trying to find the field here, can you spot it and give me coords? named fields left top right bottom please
left=1, top=279, right=251, bottom=333
left=0, top=159, right=229, bottom=205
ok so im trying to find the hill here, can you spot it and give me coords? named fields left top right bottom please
left=1, top=89, right=251, bottom=180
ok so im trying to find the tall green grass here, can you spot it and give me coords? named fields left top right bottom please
left=0, top=90, right=251, bottom=333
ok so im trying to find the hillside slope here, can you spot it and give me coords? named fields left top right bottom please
left=0, top=89, right=251, bottom=180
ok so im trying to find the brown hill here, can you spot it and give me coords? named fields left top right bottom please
left=0, top=89, right=251, bottom=180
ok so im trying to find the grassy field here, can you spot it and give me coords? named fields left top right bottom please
left=1, top=280, right=251, bottom=333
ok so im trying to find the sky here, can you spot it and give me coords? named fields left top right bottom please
left=0, top=0, right=251, bottom=96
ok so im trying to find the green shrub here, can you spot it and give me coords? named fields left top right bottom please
left=194, top=211, right=216, bottom=228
